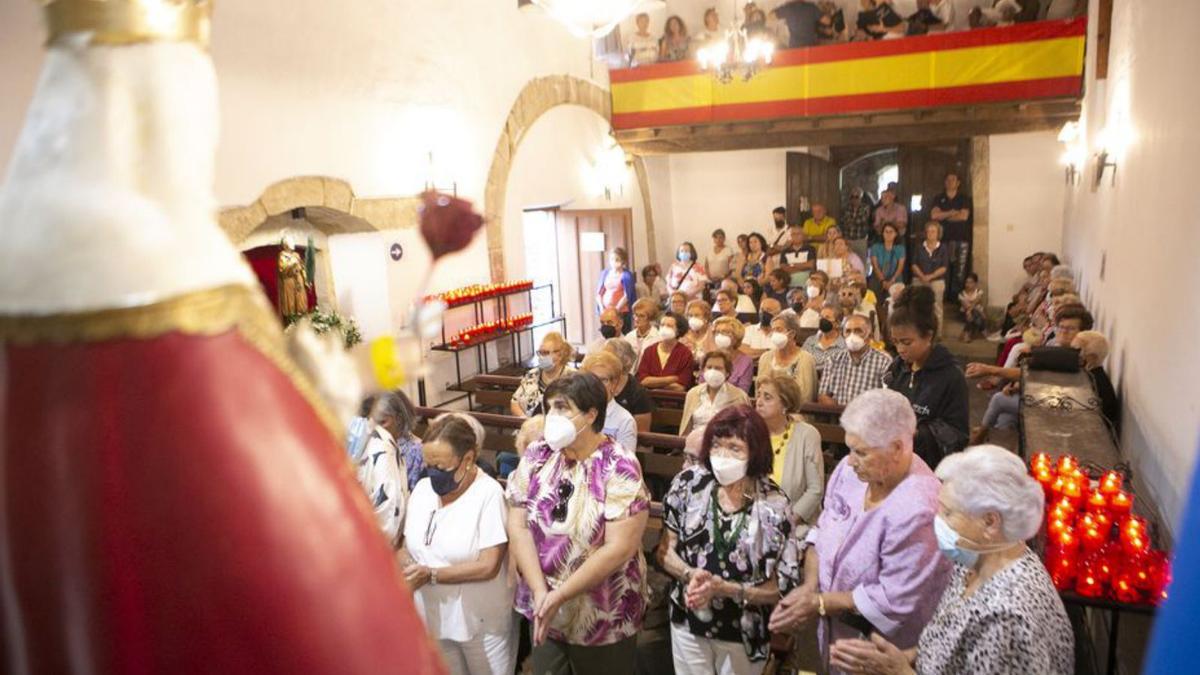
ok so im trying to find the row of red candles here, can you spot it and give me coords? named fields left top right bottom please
left=1030, top=453, right=1171, bottom=604
left=428, top=280, right=534, bottom=307
left=447, top=313, right=533, bottom=347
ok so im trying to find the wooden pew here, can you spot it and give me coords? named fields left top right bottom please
left=413, top=406, right=686, bottom=483
left=462, top=373, right=846, bottom=442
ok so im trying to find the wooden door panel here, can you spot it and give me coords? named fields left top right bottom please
left=786, top=152, right=840, bottom=225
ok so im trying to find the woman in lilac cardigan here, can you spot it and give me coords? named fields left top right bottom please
left=770, top=389, right=952, bottom=675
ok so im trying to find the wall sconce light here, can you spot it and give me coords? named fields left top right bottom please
left=593, top=142, right=630, bottom=200
left=1057, top=121, right=1084, bottom=186
left=1090, top=124, right=1134, bottom=189
left=1093, top=149, right=1117, bottom=188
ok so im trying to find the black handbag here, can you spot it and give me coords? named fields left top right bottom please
left=1028, top=346, right=1082, bottom=373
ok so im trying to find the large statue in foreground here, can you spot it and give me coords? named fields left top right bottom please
left=0, top=1, right=445, bottom=672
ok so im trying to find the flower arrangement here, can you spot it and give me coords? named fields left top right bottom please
left=285, top=307, right=363, bottom=349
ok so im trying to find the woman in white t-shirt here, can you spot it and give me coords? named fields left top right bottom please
left=401, top=414, right=514, bottom=675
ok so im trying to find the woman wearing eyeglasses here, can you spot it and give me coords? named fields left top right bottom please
left=400, top=414, right=515, bottom=675
left=656, top=405, right=795, bottom=675
left=506, top=372, right=651, bottom=675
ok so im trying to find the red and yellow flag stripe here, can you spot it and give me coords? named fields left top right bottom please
left=610, top=18, right=1086, bottom=129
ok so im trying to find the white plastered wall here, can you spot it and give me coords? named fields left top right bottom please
left=1059, top=0, right=1200, bottom=532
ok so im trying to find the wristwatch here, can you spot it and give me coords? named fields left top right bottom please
left=430, top=567, right=439, bottom=586
left=817, top=593, right=827, bottom=617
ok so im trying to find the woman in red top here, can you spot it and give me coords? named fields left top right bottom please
left=637, top=312, right=697, bottom=391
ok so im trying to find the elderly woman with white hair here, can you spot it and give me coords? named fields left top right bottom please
left=770, top=389, right=951, bottom=674
left=829, top=445, right=1073, bottom=675
left=1073, top=330, right=1120, bottom=432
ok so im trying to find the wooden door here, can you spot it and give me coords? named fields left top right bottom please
left=786, top=152, right=840, bottom=225
left=556, top=209, right=634, bottom=345
left=897, top=141, right=971, bottom=242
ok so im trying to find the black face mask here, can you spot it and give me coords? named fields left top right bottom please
left=760, top=312, right=775, bottom=328
left=599, top=324, right=618, bottom=339
left=819, top=318, right=834, bottom=334
left=791, top=302, right=806, bottom=315
left=425, top=461, right=466, bottom=497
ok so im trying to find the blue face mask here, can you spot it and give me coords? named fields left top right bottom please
left=934, top=515, right=979, bottom=567
left=425, top=461, right=468, bottom=496
left=346, top=416, right=373, bottom=460
left=678, top=251, right=691, bottom=262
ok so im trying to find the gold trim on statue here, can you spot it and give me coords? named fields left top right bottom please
left=0, top=284, right=344, bottom=439
left=41, top=0, right=212, bottom=48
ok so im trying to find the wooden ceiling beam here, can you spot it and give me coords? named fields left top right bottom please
left=615, top=99, right=1081, bottom=155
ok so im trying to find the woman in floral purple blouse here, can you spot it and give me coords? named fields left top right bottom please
left=657, top=405, right=795, bottom=674
left=505, top=372, right=650, bottom=675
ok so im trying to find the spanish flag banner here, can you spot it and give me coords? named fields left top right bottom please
left=611, top=18, right=1086, bottom=130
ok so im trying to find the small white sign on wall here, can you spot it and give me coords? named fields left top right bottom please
left=580, top=231, right=606, bottom=252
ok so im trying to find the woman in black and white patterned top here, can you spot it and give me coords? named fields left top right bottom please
left=828, top=445, right=1073, bottom=675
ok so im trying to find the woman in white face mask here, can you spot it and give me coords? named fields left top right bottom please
left=678, top=350, right=750, bottom=435
left=711, top=317, right=754, bottom=392
left=511, top=332, right=575, bottom=418
left=506, top=372, right=651, bottom=674
left=637, top=312, right=698, bottom=392
left=828, top=445, right=1072, bottom=675
left=758, top=311, right=818, bottom=403
left=681, top=299, right=716, bottom=362
left=657, top=405, right=795, bottom=675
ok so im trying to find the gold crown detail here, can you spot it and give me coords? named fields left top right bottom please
left=41, top=0, right=212, bottom=47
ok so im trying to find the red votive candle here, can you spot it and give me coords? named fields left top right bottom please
left=1031, top=452, right=1052, bottom=473
left=1047, top=516, right=1071, bottom=538
left=1109, top=490, right=1134, bottom=517
left=1085, top=491, right=1108, bottom=514
left=1045, top=547, right=1078, bottom=590
left=1099, top=470, right=1123, bottom=496
left=1078, top=514, right=1107, bottom=554
left=1056, top=529, right=1080, bottom=553
left=1057, top=455, right=1078, bottom=474
left=1075, top=569, right=1105, bottom=598
left=1112, top=573, right=1143, bottom=604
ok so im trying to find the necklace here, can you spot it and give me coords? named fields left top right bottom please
left=710, top=488, right=750, bottom=559
left=771, top=423, right=792, bottom=459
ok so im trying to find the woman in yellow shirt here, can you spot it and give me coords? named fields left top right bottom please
left=754, top=373, right=824, bottom=539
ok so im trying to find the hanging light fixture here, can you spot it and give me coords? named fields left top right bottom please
left=696, top=1, right=774, bottom=83
left=527, top=0, right=665, bottom=39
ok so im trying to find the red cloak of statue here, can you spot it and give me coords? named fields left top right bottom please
left=0, top=287, right=445, bottom=674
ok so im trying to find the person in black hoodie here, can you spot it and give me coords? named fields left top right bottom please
left=883, top=285, right=969, bottom=467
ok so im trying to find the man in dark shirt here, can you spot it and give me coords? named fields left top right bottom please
left=841, top=186, right=872, bottom=259
left=773, top=0, right=822, bottom=48
left=929, top=171, right=974, bottom=299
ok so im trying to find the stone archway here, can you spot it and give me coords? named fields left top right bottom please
left=483, top=76, right=658, bottom=282
left=219, top=176, right=422, bottom=311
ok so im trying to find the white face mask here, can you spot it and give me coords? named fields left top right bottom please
left=659, top=326, right=677, bottom=341
left=714, top=333, right=733, bottom=349
left=710, top=455, right=748, bottom=486
left=543, top=411, right=581, bottom=451
left=770, top=332, right=790, bottom=349
left=845, top=333, right=867, bottom=352
left=806, top=285, right=821, bottom=299
left=538, top=355, right=555, bottom=370
left=688, top=316, right=706, bottom=332
left=703, top=368, right=727, bottom=388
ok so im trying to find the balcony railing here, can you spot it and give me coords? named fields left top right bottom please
left=609, top=18, right=1086, bottom=131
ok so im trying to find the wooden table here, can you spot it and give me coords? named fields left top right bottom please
left=1020, top=366, right=1162, bottom=675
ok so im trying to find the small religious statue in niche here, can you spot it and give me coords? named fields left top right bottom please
left=277, top=234, right=310, bottom=318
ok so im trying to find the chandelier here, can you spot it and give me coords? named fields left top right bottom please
left=697, top=28, right=775, bottom=83
left=528, top=0, right=665, bottom=39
